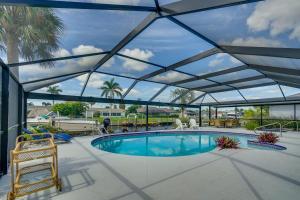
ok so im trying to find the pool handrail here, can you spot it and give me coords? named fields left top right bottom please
left=282, top=121, right=299, bottom=132
left=254, top=122, right=282, bottom=136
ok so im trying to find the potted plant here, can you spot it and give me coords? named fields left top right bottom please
left=215, top=136, right=239, bottom=149
left=257, top=132, right=279, bottom=144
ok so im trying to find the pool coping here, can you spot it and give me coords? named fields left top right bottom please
left=91, top=130, right=287, bottom=152
left=91, top=130, right=257, bottom=146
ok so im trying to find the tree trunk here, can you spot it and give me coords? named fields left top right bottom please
left=7, top=33, right=19, bottom=78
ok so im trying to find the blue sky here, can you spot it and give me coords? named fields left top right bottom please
left=1, top=0, right=300, bottom=106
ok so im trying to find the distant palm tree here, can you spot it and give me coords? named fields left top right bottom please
left=0, top=6, right=64, bottom=77
left=100, top=78, right=123, bottom=117
left=171, top=89, right=195, bottom=117
left=47, top=85, right=62, bottom=105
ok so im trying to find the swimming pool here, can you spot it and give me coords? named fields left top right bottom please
left=91, top=131, right=258, bottom=157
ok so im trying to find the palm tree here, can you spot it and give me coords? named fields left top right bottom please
left=47, top=85, right=62, bottom=105
left=171, top=89, right=195, bottom=117
left=100, top=78, right=123, bottom=117
left=0, top=6, right=64, bottom=77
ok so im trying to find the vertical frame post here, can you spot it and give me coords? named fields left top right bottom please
left=146, top=104, right=149, bottom=131
left=208, top=106, right=211, bottom=126
left=199, top=106, right=202, bottom=127
left=215, top=107, right=218, bottom=119
left=235, top=106, right=238, bottom=119
left=24, top=93, right=28, bottom=128
left=0, top=66, right=9, bottom=176
left=17, top=84, right=23, bottom=136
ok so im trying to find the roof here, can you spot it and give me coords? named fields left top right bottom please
left=137, top=107, right=175, bottom=114
left=27, top=107, right=50, bottom=118
left=1, top=0, right=300, bottom=107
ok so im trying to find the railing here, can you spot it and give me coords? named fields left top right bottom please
left=254, top=122, right=282, bottom=136
left=282, top=121, right=299, bottom=132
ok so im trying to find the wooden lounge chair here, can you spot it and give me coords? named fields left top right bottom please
left=225, top=119, right=234, bottom=128
left=214, top=119, right=225, bottom=128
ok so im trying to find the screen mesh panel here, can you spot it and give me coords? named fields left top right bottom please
left=0, top=7, right=149, bottom=65
left=211, top=90, right=244, bottom=102
left=239, top=85, right=284, bottom=100
left=175, top=1, right=298, bottom=48
left=83, top=73, right=135, bottom=98
left=126, top=81, right=165, bottom=101
left=18, top=54, right=105, bottom=83
left=177, top=79, right=215, bottom=89
left=121, top=18, right=214, bottom=66
left=32, top=74, right=87, bottom=96
left=209, top=69, right=262, bottom=83
left=97, top=55, right=162, bottom=78
left=148, top=71, right=193, bottom=84
left=234, top=55, right=300, bottom=70
left=177, top=53, right=243, bottom=76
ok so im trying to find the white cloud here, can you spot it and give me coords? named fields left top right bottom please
left=70, top=44, right=114, bottom=68
left=231, top=37, right=283, bottom=47
left=151, top=71, right=189, bottom=83
left=76, top=73, right=105, bottom=89
left=209, top=58, right=223, bottom=67
left=215, top=53, right=227, bottom=58
left=247, top=0, right=300, bottom=41
left=53, top=48, right=71, bottom=57
left=72, top=45, right=103, bottom=55
left=119, top=48, right=154, bottom=71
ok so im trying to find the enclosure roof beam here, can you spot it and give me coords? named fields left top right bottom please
left=201, top=97, right=300, bottom=107
left=277, top=82, right=300, bottom=90
left=149, top=85, right=168, bottom=102
left=8, top=51, right=109, bottom=68
left=21, top=70, right=89, bottom=85
left=278, top=84, right=286, bottom=101
left=80, top=12, right=158, bottom=96
left=160, top=0, right=264, bottom=17
left=237, top=89, right=248, bottom=103
left=188, top=93, right=206, bottom=105
left=249, top=65, right=300, bottom=76
left=172, top=65, right=248, bottom=85
left=0, top=0, right=156, bottom=11
left=24, top=72, right=86, bottom=92
left=208, top=93, right=219, bottom=104
left=138, top=47, right=220, bottom=80
left=27, top=92, right=201, bottom=108
left=261, top=73, right=300, bottom=87
left=206, top=82, right=277, bottom=93
left=192, top=75, right=265, bottom=91
left=122, top=80, right=139, bottom=99
left=116, top=53, right=165, bottom=69
left=221, top=46, right=300, bottom=59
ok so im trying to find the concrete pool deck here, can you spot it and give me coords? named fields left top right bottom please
left=1, top=128, right=300, bottom=200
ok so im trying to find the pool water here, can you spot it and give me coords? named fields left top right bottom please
left=92, top=132, right=256, bottom=157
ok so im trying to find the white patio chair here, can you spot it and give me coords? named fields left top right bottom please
left=175, top=119, right=187, bottom=130
left=189, top=119, right=199, bottom=130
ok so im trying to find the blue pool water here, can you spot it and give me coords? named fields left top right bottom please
left=92, top=132, right=256, bottom=157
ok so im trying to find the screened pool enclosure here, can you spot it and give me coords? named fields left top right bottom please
left=1, top=0, right=300, bottom=175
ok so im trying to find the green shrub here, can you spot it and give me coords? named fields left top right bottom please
left=245, top=120, right=259, bottom=130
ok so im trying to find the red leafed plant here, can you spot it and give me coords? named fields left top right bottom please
left=257, top=132, right=279, bottom=144
left=215, top=136, right=239, bottom=149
